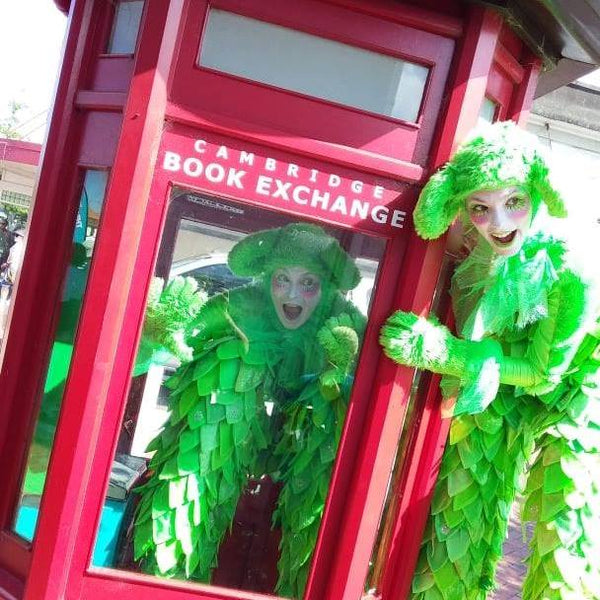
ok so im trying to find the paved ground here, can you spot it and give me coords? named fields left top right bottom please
left=490, top=502, right=532, bottom=600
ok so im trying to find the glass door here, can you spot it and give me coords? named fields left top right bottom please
left=88, top=189, right=386, bottom=599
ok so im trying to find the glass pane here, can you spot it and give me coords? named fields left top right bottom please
left=107, top=0, right=144, bottom=54
left=12, top=169, right=108, bottom=542
left=0, top=220, right=29, bottom=367
left=93, top=190, right=385, bottom=599
left=198, top=9, right=429, bottom=122
left=478, top=97, right=497, bottom=125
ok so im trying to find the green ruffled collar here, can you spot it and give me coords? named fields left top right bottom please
left=451, top=233, right=562, bottom=340
left=228, top=283, right=337, bottom=391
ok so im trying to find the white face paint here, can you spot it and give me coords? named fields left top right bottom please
left=466, top=186, right=532, bottom=257
left=270, top=267, right=322, bottom=329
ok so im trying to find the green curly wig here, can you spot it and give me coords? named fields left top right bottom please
left=413, top=121, right=567, bottom=239
left=228, top=222, right=361, bottom=291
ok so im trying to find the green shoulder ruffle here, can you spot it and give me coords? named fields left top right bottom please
left=451, top=233, right=564, bottom=341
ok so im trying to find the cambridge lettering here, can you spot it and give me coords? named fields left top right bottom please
left=161, top=141, right=406, bottom=230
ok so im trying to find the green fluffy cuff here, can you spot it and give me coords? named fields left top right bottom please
left=380, top=311, right=504, bottom=415
left=380, top=311, right=467, bottom=376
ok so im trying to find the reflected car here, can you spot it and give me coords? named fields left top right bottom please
left=169, top=252, right=251, bottom=296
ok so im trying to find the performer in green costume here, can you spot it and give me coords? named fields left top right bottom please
left=380, top=122, right=600, bottom=599
left=133, top=223, right=365, bottom=598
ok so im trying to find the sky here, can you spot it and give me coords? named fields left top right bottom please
left=0, top=2, right=67, bottom=143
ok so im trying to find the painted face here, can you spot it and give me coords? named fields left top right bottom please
left=270, top=267, right=322, bottom=329
left=466, top=186, right=532, bottom=256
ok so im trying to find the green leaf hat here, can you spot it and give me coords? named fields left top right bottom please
left=228, top=222, right=361, bottom=291
left=413, top=121, right=567, bottom=239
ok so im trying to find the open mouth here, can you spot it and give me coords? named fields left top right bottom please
left=491, top=231, right=517, bottom=246
left=282, top=303, right=303, bottom=320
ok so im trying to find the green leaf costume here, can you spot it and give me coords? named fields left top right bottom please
left=21, top=275, right=206, bottom=500
left=380, top=122, right=600, bottom=599
left=133, top=223, right=365, bottom=598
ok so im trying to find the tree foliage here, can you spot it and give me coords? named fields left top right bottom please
left=0, top=101, right=26, bottom=140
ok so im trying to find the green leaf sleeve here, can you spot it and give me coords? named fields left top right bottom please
left=499, top=271, right=593, bottom=396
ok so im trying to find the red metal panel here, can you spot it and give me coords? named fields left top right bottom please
left=7, top=3, right=519, bottom=600
left=428, top=6, right=502, bottom=166
left=166, top=102, right=425, bottom=183
left=0, top=533, right=30, bottom=587
left=153, top=127, right=411, bottom=234
left=486, top=62, right=516, bottom=119
left=78, top=112, right=123, bottom=166
left=494, top=41, right=525, bottom=85
left=0, top=0, right=98, bottom=582
left=81, top=569, right=277, bottom=600
left=0, top=565, right=24, bottom=600
left=23, top=2, right=188, bottom=599
left=89, top=57, right=135, bottom=92
left=498, top=22, right=524, bottom=62
left=53, top=0, right=70, bottom=15
left=508, top=52, right=542, bottom=125
left=75, top=91, right=128, bottom=112
left=373, top=6, right=504, bottom=600
left=321, top=0, right=464, bottom=37
left=171, top=0, right=455, bottom=168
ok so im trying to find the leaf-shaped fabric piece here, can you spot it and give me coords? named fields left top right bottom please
left=219, top=358, right=239, bottom=390
left=536, top=524, right=561, bottom=557
left=196, top=366, right=219, bottom=396
left=155, top=539, right=180, bottom=573
left=132, top=278, right=364, bottom=598
left=446, top=529, right=470, bottom=562
left=449, top=417, right=476, bottom=445
left=447, top=468, right=474, bottom=497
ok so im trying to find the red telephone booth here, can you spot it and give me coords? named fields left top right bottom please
left=0, top=2, right=598, bottom=600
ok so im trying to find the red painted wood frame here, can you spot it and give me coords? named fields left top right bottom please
left=169, top=0, right=457, bottom=175
left=23, top=2, right=459, bottom=598
left=0, top=0, right=136, bottom=595
left=0, top=1, right=538, bottom=600
left=0, top=0, right=118, bottom=591
left=368, top=8, right=544, bottom=600
left=486, top=24, right=541, bottom=123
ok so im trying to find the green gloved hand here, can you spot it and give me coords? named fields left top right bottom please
left=317, top=313, right=360, bottom=391
left=134, top=276, right=207, bottom=375
left=380, top=311, right=503, bottom=415
left=380, top=311, right=465, bottom=373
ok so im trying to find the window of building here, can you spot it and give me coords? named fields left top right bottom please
left=0, top=189, right=32, bottom=209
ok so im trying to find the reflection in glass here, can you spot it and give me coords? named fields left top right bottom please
left=12, top=169, right=108, bottom=543
left=94, top=192, right=384, bottom=598
left=0, top=212, right=31, bottom=365
left=199, top=9, right=429, bottom=122
left=0, top=227, right=25, bottom=349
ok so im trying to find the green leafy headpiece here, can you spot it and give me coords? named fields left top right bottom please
left=413, top=121, right=566, bottom=239
left=228, top=222, right=361, bottom=291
